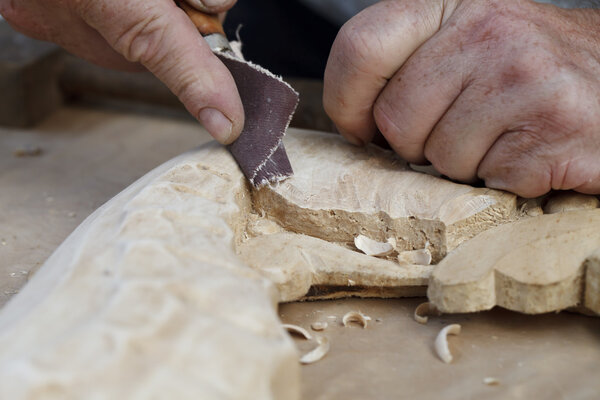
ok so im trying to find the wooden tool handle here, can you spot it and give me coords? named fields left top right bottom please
left=178, top=1, right=225, bottom=36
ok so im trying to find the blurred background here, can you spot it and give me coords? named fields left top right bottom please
left=0, top=0, right=348, bottom=132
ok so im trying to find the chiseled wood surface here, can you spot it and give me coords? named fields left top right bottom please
left=1, top=106, right=599, bottom=399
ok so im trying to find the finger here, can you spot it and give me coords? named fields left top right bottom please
left=478, top=130, right=600, bottom=197
left=373, top=32, right=466, bottom=164
left=421, top=83, right=526, bottom=182
left=323, top=0, right=456, bottom=146
left=184, top=0, right=236, bottom=14
left=76, top=0, right=244, bottom=144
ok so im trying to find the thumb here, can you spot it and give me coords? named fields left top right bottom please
left=75, top=0, right=244, bottom=144
left=184, top=0, right=237, bottom=13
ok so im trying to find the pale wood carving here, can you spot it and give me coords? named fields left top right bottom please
left=0, top=128, right=576, bottom=398
left=428, top=210, right=600, bottom=314
left=0, top=144, right=300, bottom=399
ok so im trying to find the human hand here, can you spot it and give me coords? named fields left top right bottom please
left=324, top=0, right=600, bottom=197
left=0, top=0, right=243, bottom=144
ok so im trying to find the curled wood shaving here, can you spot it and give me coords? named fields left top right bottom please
left=282, top=323, right=312, bottom=340
left=413, top=302, right=440, bottom=324
left=342, top=311, right=371, bottom=328
left=311, top=321, right=328, bottom=331
left=435, top=324, right=461, bottom=363
left=300, top=335, right=330, bottom=364
left=483, top=377, right=500, bottom=386
left=283, top=324, right=329, bottom=365
left=354, top=235, right=394, bottom=257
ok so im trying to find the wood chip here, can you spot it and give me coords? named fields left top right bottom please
left=435, top=324, right=461, bottom=363
left=311, top=321, right=328, bottom=331
left=299, top=335, right=330, bottom=364
left=282, top=323, right=312, bottom=340
left=483, top=377, right=500, bottom=386
left=413, top=302, right=440, bottom=324
left=354, top=235, right=394, bottom=257
left=342, top=311, right=371, bottom=328
left=13, top=145, right=42, bottom=157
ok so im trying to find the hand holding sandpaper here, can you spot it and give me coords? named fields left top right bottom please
left=0, top=0, right=244, bottom=144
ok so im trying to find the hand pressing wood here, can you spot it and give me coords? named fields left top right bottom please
left=428, top=209, right=600, bottom=315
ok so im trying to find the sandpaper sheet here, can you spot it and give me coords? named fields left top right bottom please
left=218, top=54, right=298, bottom=187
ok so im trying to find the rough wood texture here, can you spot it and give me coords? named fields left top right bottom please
left=0, top=143, right=299, bottom=399
left=428, top=210, right=600, bottom=314
left=254, top=132, right=517, bottom=263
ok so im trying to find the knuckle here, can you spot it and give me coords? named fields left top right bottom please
left=333, top=19, right=383, bottom=76
left=548, top=75, right=596, bottom=123
left=111, top=11, right=169, bottom=64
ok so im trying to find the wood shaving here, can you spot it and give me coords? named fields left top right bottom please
left=435, top=324, right=461, bottom=363
left=311, top=322, right=328, bottom=331
left=413, top=302, right=440, bottom=324
left=354, top=235, right=394, bottom=257
left=13, top=145, right=42, bottom=157
left=282, top=323, right=312, bottom=340
left=299, top=335, right=330, bottom=364
left=283, top=324, right=329, bottom=365
left=398, top=249, right=432, bottom=265
left=483, top=377, right=500, bottom=386
left=342, top=311, right=371, bottom=328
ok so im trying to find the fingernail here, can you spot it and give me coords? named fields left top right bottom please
left=199, top=108, right=233, bottom=144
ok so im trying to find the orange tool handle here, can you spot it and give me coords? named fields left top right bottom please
left=177, top=1, right=225, bottom=36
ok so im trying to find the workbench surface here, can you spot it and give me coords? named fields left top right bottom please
left=1, top=106, right=599, bottom=399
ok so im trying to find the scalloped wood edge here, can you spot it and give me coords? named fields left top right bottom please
left=428, top=210, right=600, bottom=315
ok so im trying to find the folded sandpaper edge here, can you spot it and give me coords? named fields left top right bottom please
left=217, top=53, right=299, bottom=188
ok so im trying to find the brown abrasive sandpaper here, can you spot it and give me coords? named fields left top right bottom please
left=218, top=54, right=299, bottom=187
